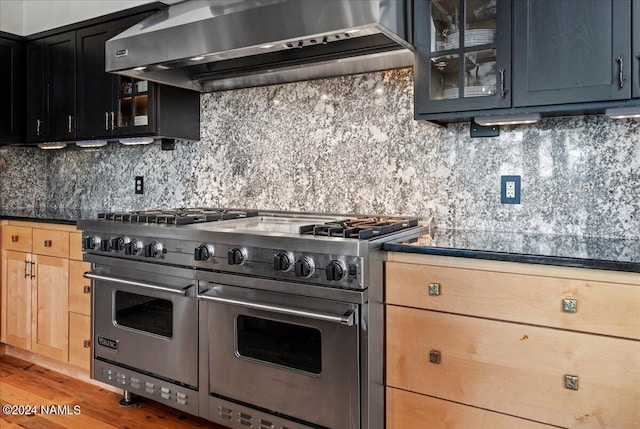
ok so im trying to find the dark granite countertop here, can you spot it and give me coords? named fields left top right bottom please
left=0, top=208, right=103, bottom=224
left=384, top=228, right=640, bottom=273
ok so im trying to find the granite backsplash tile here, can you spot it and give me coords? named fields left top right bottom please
left=0, top=68, right=638, bottom=238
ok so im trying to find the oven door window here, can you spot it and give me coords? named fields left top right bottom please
left=236, top=315, right=321, bottom=375
left=114, top=291, right=173, bottom=338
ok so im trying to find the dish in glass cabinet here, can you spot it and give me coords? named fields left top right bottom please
left=444, top=28, right=495, bottom=50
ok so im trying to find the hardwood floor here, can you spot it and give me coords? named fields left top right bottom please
left=0, top=355, right=226, bottom=429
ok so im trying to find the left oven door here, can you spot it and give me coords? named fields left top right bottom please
left=89, top=264, right=199, bottom=389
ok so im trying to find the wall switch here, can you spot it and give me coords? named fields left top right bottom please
left=501, top=175, right=521, bottom=204
left=135, top=176, right=144, bottom=194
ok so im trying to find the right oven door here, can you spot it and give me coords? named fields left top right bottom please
left=202, top=284, right=360, bottom=429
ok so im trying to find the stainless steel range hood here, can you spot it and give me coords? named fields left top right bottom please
left=105, top=0, right=413, bottom=92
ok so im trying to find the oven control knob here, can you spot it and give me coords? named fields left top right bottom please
left=273, top=252, right=293, bottom=272
left=326, top=260, right=345, bottom=282
left=228, top=248, right=247, bottom=265
left=82, top=236, right=99, bottom=250
left=144, top=241, right=163, bottom=258
left=113, top=236, right=129, bottom=252
left=100, top=238, right=113, bottom=252
left=294, top=257, right=314, bottom=278
left=124, top=240, right=142, bottom=256
left=194, top=244, right=215, bottom=261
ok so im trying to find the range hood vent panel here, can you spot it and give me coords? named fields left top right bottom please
left=106, top=0, right=413, bottom=92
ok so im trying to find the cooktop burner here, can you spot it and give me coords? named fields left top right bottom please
left=97, top=208, right=259, bottom=225
left=299, top=217, right=419, bottom=239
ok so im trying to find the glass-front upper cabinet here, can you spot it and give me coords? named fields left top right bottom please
left=415, top=0, right=511, bottom=117
left=117, top=77, right=155, bottom=136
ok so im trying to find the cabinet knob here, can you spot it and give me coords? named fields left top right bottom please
left=83, top=285, right=91, bottom=294
left=11, top=235, right=19, bottom=242
left=428, top=283, right=440, bottom=296
left=562, top=299, right=577, bottom=314
left=564, top=374, right=579, bottom=390
left=429, top=350, right=441, bottom=364
left=44, top=240, right=52, bottom=247
left=83, top=340, right=91, bottom=348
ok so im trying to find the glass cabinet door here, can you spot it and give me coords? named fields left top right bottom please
left=116, top=78, right=154, bottom=136
left=415, top=0, right=511, bottom=115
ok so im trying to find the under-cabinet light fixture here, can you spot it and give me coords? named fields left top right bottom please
left=474, top=113, right=541, bottom=126
left=190, top=56, right=205, bottom=61
left=37, top=142, right=67, bottom=150
left=76, top=140, right=108, bottom=148
left=604, top=106, right=640, bottom=119
left=119, top=137, right=154, bottom=146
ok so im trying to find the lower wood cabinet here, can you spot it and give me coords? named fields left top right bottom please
left=385, top=253, right=640, bottom=429
left=1, top=220, right=90, bottom=374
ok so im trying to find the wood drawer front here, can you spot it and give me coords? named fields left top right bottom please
left=32, top=228, right=69, bottom=258
left=386, top=306, right=640, bottom=429
left=68, top=312, right=91, bottom=372
left=69, top=260, right=91, bottom=316
left=69, top=232, right=83, bottom=261
left=387, top=387, right=554, bottom=429
left=1, top=226, right=32, bottom=252
left=386, top=262, right=640, bottom=340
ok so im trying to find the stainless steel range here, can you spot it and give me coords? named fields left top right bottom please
left=78, top=208, right=433, bottom=429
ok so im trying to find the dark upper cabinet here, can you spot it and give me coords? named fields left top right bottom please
left=26, top=40, right=45, bottom=142
left=633, top=0, right=640, bottom=99
left=0, top=34, right=23, bottom=143
left=27, top=4, right=199, bottom=144
left=512, top=0, right=631, bottom=107
left=46, top=32, right=76, bottom=140
left=26, top=31, right=76, bottom=142
left=415, top=0, right=512, bottom=116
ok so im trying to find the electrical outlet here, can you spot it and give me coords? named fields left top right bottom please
left=135, top=176, right=144, bottom=194
left=501, top=175, right=521, bottom=204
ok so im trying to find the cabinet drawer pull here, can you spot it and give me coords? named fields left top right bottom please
left=428, top=283, right=440, bottom=296
left=30, top=261, right=35, bottom=279
left=11, top=235, right=19, bottom=242
left=83, top=285, right=91, bottom=294
left=564, top=374, right=579, bottom=390
left=616, top=56, right=625, bottom=89
left=429, top=350, right=441, bottom=364
left=44, top=240, right=53, bottom=247
left=83, top=340, right=90, bottom=348
left=562, top=299, right=577, bottom=314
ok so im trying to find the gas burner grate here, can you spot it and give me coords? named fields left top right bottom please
left=97, top=209, right=259, bottom=225
left=299, top=217, right=419, bottom=239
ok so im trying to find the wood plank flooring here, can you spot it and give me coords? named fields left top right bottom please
left=0, top=355, right=226, bottom=429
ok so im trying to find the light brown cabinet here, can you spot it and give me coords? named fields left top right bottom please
left=1, top=220, right=90, bottom=373
left=385, top=253, right=640, bottom=429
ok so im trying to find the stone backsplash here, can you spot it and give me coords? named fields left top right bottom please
left=1, top=68, right=638, bottom=238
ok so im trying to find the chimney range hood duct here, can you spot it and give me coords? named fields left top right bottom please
left=105, top=0, right=414, bottom=92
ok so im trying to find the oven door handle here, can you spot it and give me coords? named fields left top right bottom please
left=198, top=294, right=356, bottom=326
left=84, top=272, right=191, bottom=296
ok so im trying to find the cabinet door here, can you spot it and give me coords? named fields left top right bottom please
left=116, top=78, right=156, bottom=136
left=68, top=312, right=91, bottom=371
left=415, top=0, right=512, bottom=114
left=44, top=31, right=76, bottom=140
left=26, top=40, right=45, bottom=142
left=31, top=255, right=69, bottom=361
left=1, top=250, right=32, bottom=350
left=513, top=0, right=631, bottom=106
left=0, top=36, right=22, bottom=143
left=68, top=260, right=91, bottom=315
left=633, top=0, right=639, bottom=99
left=76, top=22, right=117, bottom=139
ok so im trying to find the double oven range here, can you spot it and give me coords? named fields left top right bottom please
left=78, top=209, right=432, bottom=429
